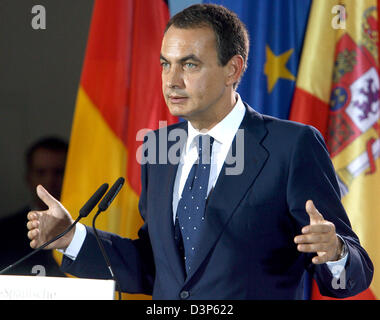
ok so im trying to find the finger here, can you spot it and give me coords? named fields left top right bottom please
left=296, top=243, right=330, bottom=253
left=312, top=253, right=328, bottom=264
left=302, top=223, right=334, bottom=234
left=27, top=220, right=39, bottom=230
left=305, top=200, right=324, bottom=224
left=36, top=184, right=58, bottom=208
left=294, top=233, right=327, bottom=244
left=30, top=239, right=39, bottom=249
left=27, top=211, right=38, bottom=221
left=27, top=228, right=39, bottom=240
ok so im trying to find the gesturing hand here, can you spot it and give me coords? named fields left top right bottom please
left=294, top=200, right=343, bottom=264
left=27, top=185, right=75, bottom=250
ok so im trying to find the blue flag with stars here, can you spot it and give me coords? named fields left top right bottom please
left=204, top=0, right=311, bottom=119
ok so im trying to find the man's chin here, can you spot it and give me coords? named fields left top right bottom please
left=167, top=105, right=189, bottom=119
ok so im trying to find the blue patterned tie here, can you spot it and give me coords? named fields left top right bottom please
left=175, top=135, right=214, bottom=274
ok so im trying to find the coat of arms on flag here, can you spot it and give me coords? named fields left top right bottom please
left=328, top=26, right=379, bottom=195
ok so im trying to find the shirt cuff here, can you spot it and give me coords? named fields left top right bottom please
left=56, top=222, right=87, bottom=260
left=325, top=235, right=348, bottom=279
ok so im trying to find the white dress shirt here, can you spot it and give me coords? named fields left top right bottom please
left=172, top=94, right=246, bottom=223
left=60, top=94, right=347, bottom=278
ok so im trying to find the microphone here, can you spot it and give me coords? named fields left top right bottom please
left=79, top=183, right=110, bottom=218
left=0, top=183, right=109, bottom=275
left=98, top=177, right=125, bottom=212
left=92, top=177, right=124, bottom=300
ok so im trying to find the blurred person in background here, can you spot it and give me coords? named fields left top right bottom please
left=0, top=136, right=68, bottom=276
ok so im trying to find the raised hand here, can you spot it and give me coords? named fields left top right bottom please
left=27, top=185, right=75, bottom=250
left=294, top=200, right=343, bottom=264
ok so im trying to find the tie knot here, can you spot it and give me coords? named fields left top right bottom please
left=196, top=135, right=214, bottom=164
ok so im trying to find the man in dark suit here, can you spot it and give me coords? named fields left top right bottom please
left=26, top=4, right=373, bottom=299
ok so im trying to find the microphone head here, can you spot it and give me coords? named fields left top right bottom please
left=98, top=177, right=125, bottom=212
left=79, top=183, right=109, bottom=217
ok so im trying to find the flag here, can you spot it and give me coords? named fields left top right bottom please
left=204, top=0, right=311, bottom=119
left=290, top=0, right=379, bottom=300
left=57, top=0, right=177, bottom=299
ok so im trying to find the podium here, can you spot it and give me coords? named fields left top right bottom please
left=0, top=275, right=115, bottom=300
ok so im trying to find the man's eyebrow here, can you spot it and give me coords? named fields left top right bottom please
left=179, top=54, right=202, bottom=63
left=160, top=54, right=202, bottom=63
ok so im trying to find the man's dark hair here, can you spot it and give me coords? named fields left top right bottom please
left=165, top=4, right=250, bottom=88
left=26, top=136, right=68, bottom=169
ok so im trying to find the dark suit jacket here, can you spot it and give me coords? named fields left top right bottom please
left=61, top=104, right=373, bottom=299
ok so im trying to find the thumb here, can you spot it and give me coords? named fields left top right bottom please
left=36, top=184, right=58, bottom=208
left=305, top=200, right=324, bottom=224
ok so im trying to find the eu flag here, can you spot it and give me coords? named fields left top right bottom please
left=204, top=0, right=311, bottom=119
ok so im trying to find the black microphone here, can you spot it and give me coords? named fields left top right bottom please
left=0, top=183, right=109, bottom=275
left=98, top=177, right=125, bottom=212
left=92, top=177, right=124, bottom=300
left=79, top=183, right=109, bottom=218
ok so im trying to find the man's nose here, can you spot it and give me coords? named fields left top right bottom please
left=166, top=66, right=184, bottom=88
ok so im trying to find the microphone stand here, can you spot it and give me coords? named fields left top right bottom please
left=92, top=208, right=122, bottom=300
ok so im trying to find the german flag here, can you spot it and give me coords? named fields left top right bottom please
left=57, top=0, right=177, bottom=299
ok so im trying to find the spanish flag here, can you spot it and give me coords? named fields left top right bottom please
left=290, top=0, right=379, bottom=299
left=57, top=0, right=177, bottom=299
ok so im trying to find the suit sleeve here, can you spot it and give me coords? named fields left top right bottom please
left=60, top=162, right=155, bottom=295
left=286, top=125, right=373, bottom=298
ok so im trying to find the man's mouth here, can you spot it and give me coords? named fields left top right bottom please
left=168, top=95, right=188, bottom=104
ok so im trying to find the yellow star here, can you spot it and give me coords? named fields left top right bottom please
left=264, top=45, right=296, bottom=93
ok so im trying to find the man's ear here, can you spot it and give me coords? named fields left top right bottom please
left=225, top=55, right=244, bottom=87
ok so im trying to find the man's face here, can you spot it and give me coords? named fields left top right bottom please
left=26, top=148, right=66, bottom=208
left=160, top=26, right=230, bottom=129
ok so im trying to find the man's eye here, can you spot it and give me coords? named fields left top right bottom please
left=184, top=63, right=197, bottom=69
left=161, top=62, right=169, bottom=69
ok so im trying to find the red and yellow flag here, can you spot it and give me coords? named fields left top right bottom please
left=57, top=0, right=177, bottom=298
left=290, top=0, right=379, bottom=299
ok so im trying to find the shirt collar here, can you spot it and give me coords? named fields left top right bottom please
left=186, top=93, right=246, bottom=153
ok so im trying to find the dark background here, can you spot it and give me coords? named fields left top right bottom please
left=0, top=0, right=198, bottom=218
left=0, top=0, right=94, bottom=217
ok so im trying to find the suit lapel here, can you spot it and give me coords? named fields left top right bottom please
left=184, top=105, right=269, bottom=284
left=154, top=122, right=187, bottom=284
